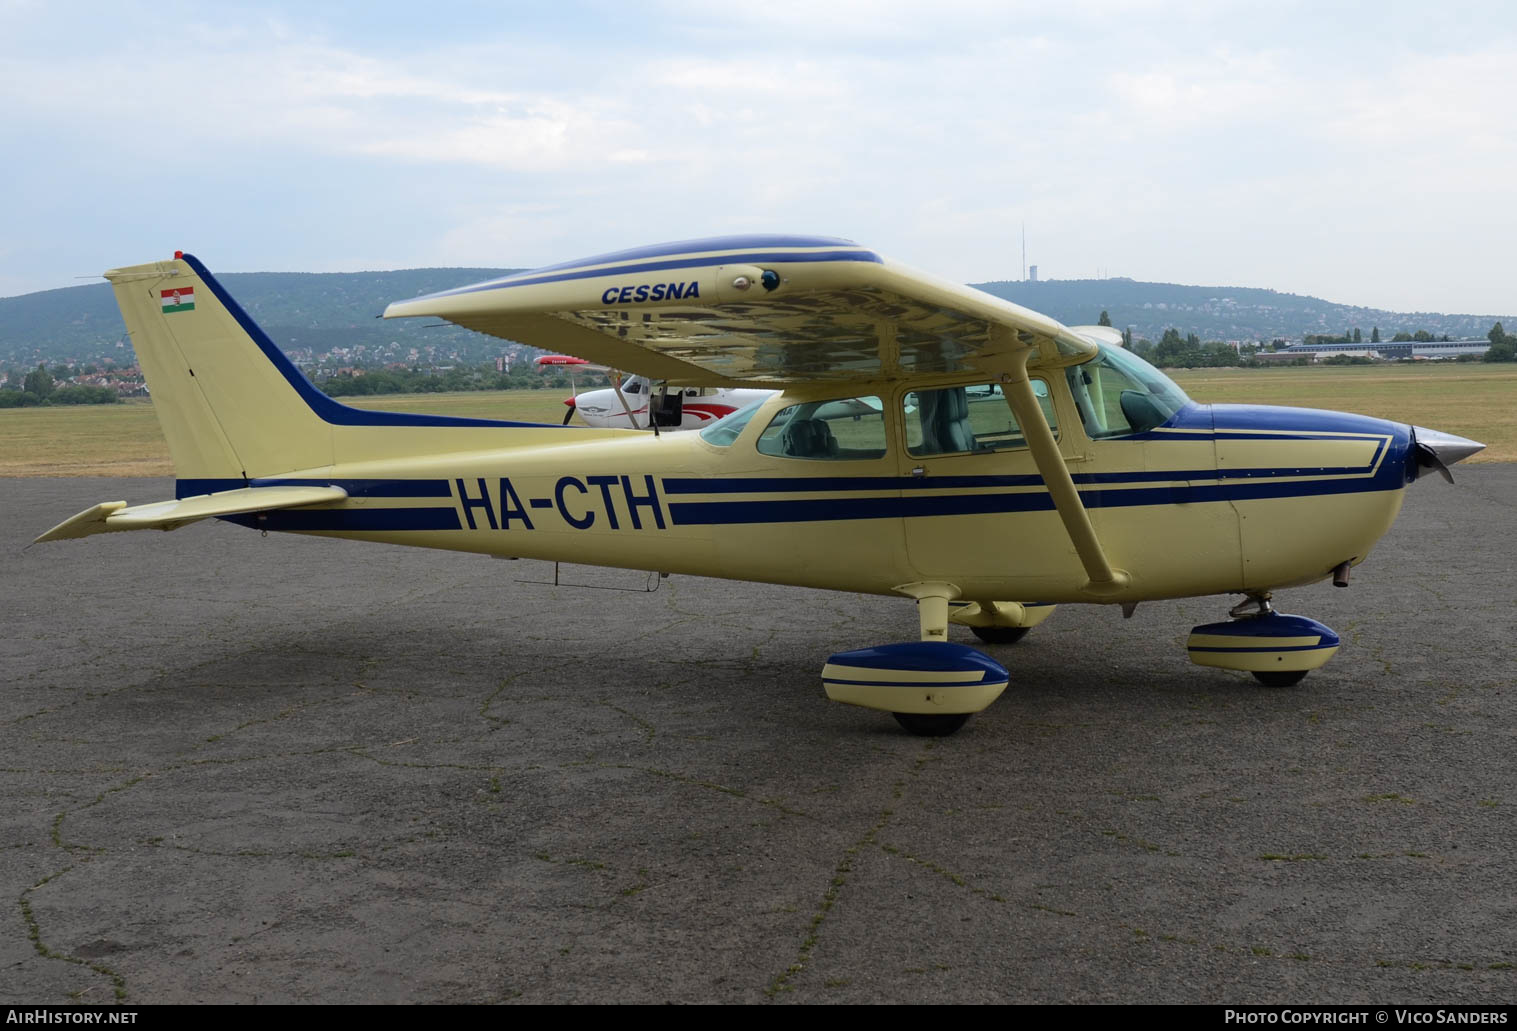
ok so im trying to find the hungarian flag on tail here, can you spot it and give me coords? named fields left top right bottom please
left=160, top=287, right=195, bottom=314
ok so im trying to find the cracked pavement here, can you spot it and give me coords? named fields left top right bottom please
left=3, top=470, right=1515, bottom=1003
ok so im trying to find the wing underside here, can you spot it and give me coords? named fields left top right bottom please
left=381, top=235, right=1126, bottom=593
left=383, top=236, right=1097, bottom=387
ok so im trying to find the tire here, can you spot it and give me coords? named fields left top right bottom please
left=1252, top=669, right=1308, bottom=687
left=892, top=712, right=972, bottom=737
left=969, top=625, right=1031, bottom=645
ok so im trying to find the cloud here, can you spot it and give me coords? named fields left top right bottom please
left=3, top=1, right=1517, bottom=312
left=1329, top=49, right=1517, bottom=156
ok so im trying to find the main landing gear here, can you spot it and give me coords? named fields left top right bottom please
left=891, top=712, right=972, bottom=737
left=955, top=600, right=1055, bottom=647
left=822, top=585, right=1052, bottom=737
left=969, top=625, right=1029, bottom=645
left=1187, top=593, right=1341, bottom=686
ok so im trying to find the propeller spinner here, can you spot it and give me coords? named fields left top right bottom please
left=1411, top=425, right=1485, bottom=483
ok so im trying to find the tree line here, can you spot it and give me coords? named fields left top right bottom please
left=1095, top=308, right=1517, bottom=368
left=0, top=363, right=121, bottom=407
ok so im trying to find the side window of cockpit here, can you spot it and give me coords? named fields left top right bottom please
left=699, top=400, right=763, bottom=447
left=903, top=382, right=1057, bottom=457
left=756, top=397, right=888, bottom=460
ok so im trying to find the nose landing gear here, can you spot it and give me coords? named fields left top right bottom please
left=1188, top=593, right=1341, bottom=686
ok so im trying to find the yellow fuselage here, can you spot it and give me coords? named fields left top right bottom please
left=226, top=389, right=1411, bottom=606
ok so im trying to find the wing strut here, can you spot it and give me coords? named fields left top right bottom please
left=999, top=346, right=1130, bottom=596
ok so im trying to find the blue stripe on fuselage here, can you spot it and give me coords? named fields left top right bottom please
left=177, top=477, right=457, bottom=499
left=660, top=462, right=1388, bottom=495
left=664, top=472, right=1403, bottom=526
left=188, top=401, right=1410, bottom=532
left=221, top=507, right=462, bottom=532
left=1134, top=402, right=1402, bottom=439
left=210, top=462, right=1408, bottom=534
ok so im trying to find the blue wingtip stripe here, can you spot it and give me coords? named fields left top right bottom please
left=419, top=248, right=884, bottom=300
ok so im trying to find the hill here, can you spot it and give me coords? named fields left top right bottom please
left=3, top=268, right=1512, bottom=371
left=975, top=278, right=1512, bottom=343
left=0, top=268, right=520, bottom=371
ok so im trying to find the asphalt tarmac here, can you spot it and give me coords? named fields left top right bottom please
left=3, top=470, right=1514, bottom=1005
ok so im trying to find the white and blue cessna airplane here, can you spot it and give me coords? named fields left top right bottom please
left=567, top=373, right=774, bottom=430
left=535, top=353, right=772, bottom=429
left=37, top=236, right=1483, bottom=735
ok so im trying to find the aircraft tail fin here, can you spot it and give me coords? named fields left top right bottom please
left=105, top=254, right=335, bottom=483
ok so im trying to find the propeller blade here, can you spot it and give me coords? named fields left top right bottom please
left=1414, top=442, right=1454, bottom=484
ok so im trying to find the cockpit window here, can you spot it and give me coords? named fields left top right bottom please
left=903, top=381, right=1057, bottom=457
left=755, top=396, right=888, bottom=460
left=1064, top=344, right=1190, bottom=439
left=698, top=399, right=765, bottom=446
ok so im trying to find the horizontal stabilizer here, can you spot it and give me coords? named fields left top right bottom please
left=34, top=485, right=348, bottom=543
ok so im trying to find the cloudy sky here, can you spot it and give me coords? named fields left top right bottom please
left=3, top=0, right=1514, bottom=314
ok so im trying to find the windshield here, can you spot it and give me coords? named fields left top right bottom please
left=698, top=399, right=767, bottom=446
left=1065, top=344, right=1190, bottom=438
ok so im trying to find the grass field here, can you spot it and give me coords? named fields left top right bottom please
left=1, top=364, right=1511, bottom=476
left=1170, top=364, right=1514, bottom=462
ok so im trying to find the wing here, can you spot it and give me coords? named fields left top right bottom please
left=383, top=235, right=1099, bottom=387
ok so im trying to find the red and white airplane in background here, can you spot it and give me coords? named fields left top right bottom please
left=537, top=354, right=773, bottom=430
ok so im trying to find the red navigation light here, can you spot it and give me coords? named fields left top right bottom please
left=174, top=251, right=184, bottom=259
